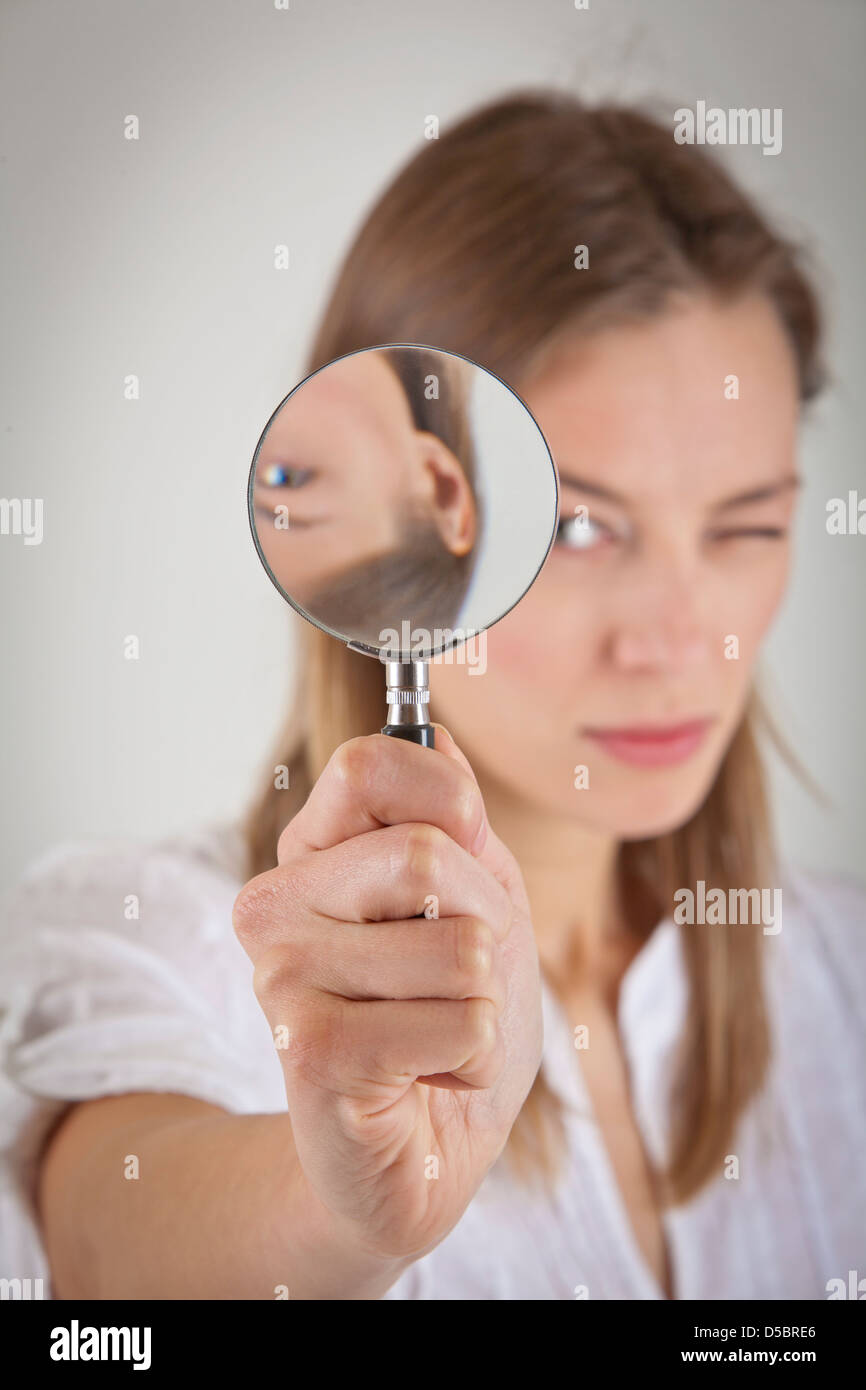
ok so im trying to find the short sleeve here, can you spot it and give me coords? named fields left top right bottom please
left=0, top=825, right=284, bottom=1285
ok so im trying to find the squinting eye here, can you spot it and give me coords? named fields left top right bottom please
left=555, top=513, right=617, bottom=551
left=260, top=463, right=312, bottom=488
left=708, top=527, right=788, bottom=542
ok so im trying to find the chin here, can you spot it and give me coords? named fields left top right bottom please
left=579, top=772, right=720, bottom=840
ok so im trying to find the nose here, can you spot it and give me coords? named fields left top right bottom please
left=607, top=555, right=710, bottom=674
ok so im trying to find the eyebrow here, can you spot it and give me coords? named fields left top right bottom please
left=557, top=469, right=801, bottom=511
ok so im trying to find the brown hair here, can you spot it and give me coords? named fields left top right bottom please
left=243, top=90, right=826, bottom=1205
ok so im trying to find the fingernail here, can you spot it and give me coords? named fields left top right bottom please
left=433, top=722, right=455, bottom=745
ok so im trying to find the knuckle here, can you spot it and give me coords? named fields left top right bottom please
left=453, top=917, right=494, bottom=994
left=400, top=822, right=448, bottom=885
left=329, top=736, right=376, bottom=794
left=251, top=941, right=303, bottom=1005
left=232, top=872, right=281, bottom=946
left=273, top=863, right=309, bottom=913
left=232, top=866, right=308, bottom=948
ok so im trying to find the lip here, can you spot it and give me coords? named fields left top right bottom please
left=582, top=717, right=716, bottom=768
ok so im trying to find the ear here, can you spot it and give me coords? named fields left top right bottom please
left=413, top=430, right=477, bottom=556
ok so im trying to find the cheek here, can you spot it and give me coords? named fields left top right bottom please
left=430, top=582, right=593, bottom=746
left=485, top=596, right=559, bottom=674
left=479, top=580, right=602, bottom=726
left=713, top=548, right=790, bottom=668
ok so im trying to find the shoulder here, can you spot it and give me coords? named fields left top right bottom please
left=0, top=819, right=280, bottom=1119
left=7, top=819, right=247, bottom=899
left=777, top=863, right=866, bottom=957
left=768, top=863, right=866, bottom=1038
left=0, top=820, right=250, bottom=987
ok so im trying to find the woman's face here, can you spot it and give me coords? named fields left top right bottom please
left=430, top=291, right=801, bottom=838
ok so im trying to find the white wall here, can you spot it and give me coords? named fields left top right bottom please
left=1, top=0, right=863, bottom=885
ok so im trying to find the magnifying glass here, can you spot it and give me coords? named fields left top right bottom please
left=248, top=343, right=559, bottom=748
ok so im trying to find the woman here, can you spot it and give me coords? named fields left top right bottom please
left=1, top=89, right=863, bottom=1301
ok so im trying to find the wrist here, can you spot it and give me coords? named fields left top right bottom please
left=286, top=1164, right=415, bottom=1299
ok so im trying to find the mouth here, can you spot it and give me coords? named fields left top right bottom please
left=581, top=717, right=717, bottom=768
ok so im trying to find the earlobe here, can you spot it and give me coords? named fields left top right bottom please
left=415, top=431, right=477, bottom=557
left=447, top=521, right=475, bottom=557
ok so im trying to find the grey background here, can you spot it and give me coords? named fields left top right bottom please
left=1, top=0, right=863, bottom=887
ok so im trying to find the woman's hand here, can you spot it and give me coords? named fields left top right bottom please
left=232, top=728, right=543, bottom=1266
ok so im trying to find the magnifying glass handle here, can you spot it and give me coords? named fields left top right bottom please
left=381, top=723, right=436, bottom=747
left=380, top=660, right=435, bottom=749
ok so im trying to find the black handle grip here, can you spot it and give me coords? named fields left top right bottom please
left=380, top=723, right=436, bottom=747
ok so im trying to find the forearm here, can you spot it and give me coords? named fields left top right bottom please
left=38, top=1094, right=411, bottom=1300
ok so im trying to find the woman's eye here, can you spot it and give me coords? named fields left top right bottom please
left=555, top=512, right=618, bottom=551
left=707, top=527, right=788, bottom=542
left=259, top=463, right=312, bottom=488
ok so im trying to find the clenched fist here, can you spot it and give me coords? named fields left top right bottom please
left=232, top=727, right=543, bottom=1265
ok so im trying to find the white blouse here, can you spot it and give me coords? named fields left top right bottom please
left=0, top=822, right=864, bottom=1300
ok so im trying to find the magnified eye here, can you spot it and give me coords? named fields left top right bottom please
left=260, top=463, right=312, bottom=488
left=555, top=512, right=617, bottom=550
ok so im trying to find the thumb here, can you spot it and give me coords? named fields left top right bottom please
left=430, top=722, right=479, bottom=784
left=430, top=722, right=492, bottom=862
left=431, top=723, right=529, bottom=913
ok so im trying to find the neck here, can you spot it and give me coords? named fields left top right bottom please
left=475, top=768, right=624, bottom=982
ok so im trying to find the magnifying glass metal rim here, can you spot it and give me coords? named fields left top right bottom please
left=247, top=341, right=561, bottom=661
